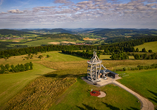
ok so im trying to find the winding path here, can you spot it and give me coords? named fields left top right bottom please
left=113, top=81, right=154, bottom=110
left=82, top=77, right=154, bottom=110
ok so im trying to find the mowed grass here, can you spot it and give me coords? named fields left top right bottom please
left=117, top=69, right=157, bottom=108
left=134, top=41, right=157, bottom=52
left=50, top=78, right=140, bottom=110
left=0, top=63, right=54, bottom=108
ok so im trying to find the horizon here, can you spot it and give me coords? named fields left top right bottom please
left=0, top=0, right=157, bottom=29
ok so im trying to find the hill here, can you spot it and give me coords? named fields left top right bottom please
left=40, top=33, right=82, bottom=40
left=20, top=28, right=73, bottom=34
left=134, top=41, right=157, bottom=52
left=0, top=29, right=32, bottom=36
left=89, top=29, right=157, bottom=38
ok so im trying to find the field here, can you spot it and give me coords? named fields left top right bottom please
left=117, top=69, right=157, bottom=108
left=0, top=51, right=157, bottom=109
left=135, top=41, right=157, bottom=52
left=0, top=63, right=53, bottom=108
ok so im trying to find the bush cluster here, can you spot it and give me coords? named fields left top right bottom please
left=133, top=53, right=157, bottom=60
left=115, top=64, right=157, bottom=71
left=0, top=62, right=33, bottom=74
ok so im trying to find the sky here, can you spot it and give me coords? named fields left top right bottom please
left=0, top=0, right=157, bottom=29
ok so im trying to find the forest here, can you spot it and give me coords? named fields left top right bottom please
left=0, top=35, right=157, bottom=59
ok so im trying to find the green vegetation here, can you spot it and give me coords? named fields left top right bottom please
left=0, top=62, right=33, bottom=74
left=0, top=63, right=54, bottom=108
left=118, top=69, right=157, bottom=108
left=0, top=51, right=157, bottom=109
left=135, top=41, right=157, bottom=52
left=50, top=78, right=140, bottom=110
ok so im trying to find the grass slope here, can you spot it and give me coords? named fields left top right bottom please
left=0, top=63, right=54, bottom=108
left=0, top=51, right=157, bottom=109
left=117, top=69, right=157, bottom=108
left=50, top=78, right=140, bottom=110
left=134, top=41, right=157, bottom=52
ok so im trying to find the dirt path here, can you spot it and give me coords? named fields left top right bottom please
left=113, top=81, right=154, bottom=110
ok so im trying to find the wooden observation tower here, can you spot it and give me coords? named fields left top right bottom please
left=87, top=51, right=104, bottom=82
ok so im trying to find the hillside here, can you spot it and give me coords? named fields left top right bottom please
left=135, top=41, right=157, bottom=52
left=0, top=29, right=32, bottom=36
left=89, top=29, right=157, bottom=38
left=20, top=28, right=73, bottom=34
left=40, top=33, right=82, bottom=40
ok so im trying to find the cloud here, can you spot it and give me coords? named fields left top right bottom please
left=8, top=9, right=25, bottom=14
left=0, top=0, right=3, bottom=5
left=0, top=0, right=157, bottom=28
left=54, top=0, right=71, bottom=4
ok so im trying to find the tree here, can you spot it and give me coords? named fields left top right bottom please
left=29, top=62, right=33, bottom=70
left=47, top=55, right=50, bottom=58
left=148, top=50, right=152, bottom=53
left=136, top=48, right=139, bottom=52
left=24, top=63, right=29, bottom=70
left=142, top=48, right=147, bottom=52
left=5, top=64, right=9, bottom=71
left=30, top=54, right=33, bottom=59
left=10, top=65, right=15, bottom=72
left=38, top=55, right=43, bottom=59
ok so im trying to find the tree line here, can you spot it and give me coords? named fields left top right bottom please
left=0, top=35, right=157, bottom=59
left=62, top=50, right=98, bottom=59
left=0, top=62, right=33, bottom=74
left=133, top=53, right=157, bottom=60
left=116, top=63, right=157, bottom=72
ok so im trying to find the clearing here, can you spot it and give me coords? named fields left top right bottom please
left=134, top=41, right=157, bottom=52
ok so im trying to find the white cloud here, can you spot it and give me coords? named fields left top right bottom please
left=0, top=0, right=157, bottom=28
left=8, top=9, right=25, bottom=14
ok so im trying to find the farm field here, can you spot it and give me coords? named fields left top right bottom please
left=134, top=41, right=157, bottom=52
left=0, top=51, right=157, bottom=109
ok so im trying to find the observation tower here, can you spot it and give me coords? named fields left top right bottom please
left=87, top=51, right=107, bottom=82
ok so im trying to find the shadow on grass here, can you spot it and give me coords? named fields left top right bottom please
left=76, top=104, right=98, bottom=110
left=43, top=72, right=86, bottom=79
left=59, top=52, right=89, bottom=60
left=102, top=102, right=139, bottom=110
left=102, top=102, right=120, bottom=110
left=147, top=89, right=157, bottom=103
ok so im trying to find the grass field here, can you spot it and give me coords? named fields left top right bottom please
left=0, top=51, right=157, bottom=109
left=50, top=78, right=140, bottom=110
left=117, top=69, right=157, bottom=109
left=135, top=41, right=157, bottom=52
left=0, top=63, right=54, bottom=108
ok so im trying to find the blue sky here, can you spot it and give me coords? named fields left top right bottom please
left=0, top=0, right=157, bottom=29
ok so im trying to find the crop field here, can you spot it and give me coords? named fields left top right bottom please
left=134, top=41, right=157, bottom=52
left=0, top=51, right=157, bottom=109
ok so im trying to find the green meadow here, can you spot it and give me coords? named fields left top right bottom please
left=118, top=69, right=157, bottom=108
left=0, top=51, right=157, bottom=109
left=135, top=41, right=157, bottom=52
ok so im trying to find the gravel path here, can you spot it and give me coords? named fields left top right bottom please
left=113, top=81, right=154, bottom=110
left=82, top=77, right=154, bottom=110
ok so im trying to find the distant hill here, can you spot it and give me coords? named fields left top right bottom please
left=41, top=33, right=82, bottom=40
left=89, top=29, right=157, bottom=38
left=0, top=29, right=31, bottom=36
left=20, top=28, right=73, bottom=34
